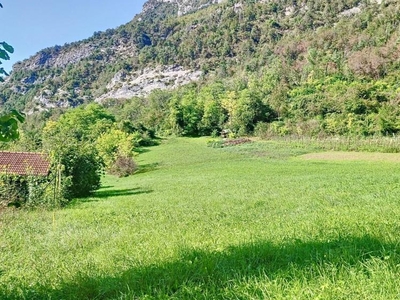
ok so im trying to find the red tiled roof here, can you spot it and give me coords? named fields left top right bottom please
left=0, top=152, right=50, bottom=176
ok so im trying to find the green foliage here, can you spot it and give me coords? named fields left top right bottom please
left=48, top=103, right=115, bottom=142
left=0, top=41, right=14, bottom=80
left=159, top=83, right=278, bottom=136
left=42, top=105, right=111, bottom=199
left=8, top=111, right=51, bottom=151
left=0, top=172, right=55, bottom=208
left=45, top=138, right=103, bottom=199
left=95, top=128, right=136, bottom=170
left=59, top=143, right=103, bottom=198
left=198, top=84, right=226, bottom=135
left=206, top=138, right=224, bottom=148
left=0, top=173, right=28, bottom=207
left=0, top=110, right=25, bottom=142
left=0, top=4, right=24, bottom=143
left=0, top=0, right=391, bottom=105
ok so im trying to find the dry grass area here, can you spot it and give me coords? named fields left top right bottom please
left=300, top=151, right=400, bottom=162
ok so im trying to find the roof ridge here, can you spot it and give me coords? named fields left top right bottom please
left=0, top=151, right=48, bottom=155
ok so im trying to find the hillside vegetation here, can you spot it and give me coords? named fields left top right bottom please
left=1, top=0, right=400, bottom=141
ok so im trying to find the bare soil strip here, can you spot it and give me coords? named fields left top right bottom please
left=300, top=152, right=400, bottom=162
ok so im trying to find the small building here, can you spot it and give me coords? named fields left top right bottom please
left=0, top=151, right=51, bottom=206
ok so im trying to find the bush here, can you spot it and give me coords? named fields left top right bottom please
left=108, top=155, right=137, bottom=177
left=45, top=137, right=104, bottom=200
left=0, top=173, right=60, bottom=208
left=0, top=174, right=28, bottom=207
left=55, top=143, right=104, bottom=199
left=96, top=129, right=135, bottom=168
left=42, top=104, right=110, bottom=200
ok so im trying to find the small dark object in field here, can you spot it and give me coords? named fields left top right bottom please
left=221, top=129, right=230, bottom=138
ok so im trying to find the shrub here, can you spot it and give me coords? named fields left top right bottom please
left=0, top=173, right=60, bottom=208
left=54, top=143, right=104, bottom=199
left=108, top=155, right=137, bottom=177
left=96, top=129, right=135, bottom=168
left=42, top=104, right=110, bottom=200
left=0, top=174, right=28, bottom=208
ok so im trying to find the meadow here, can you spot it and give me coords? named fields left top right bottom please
left=1, top=137, right=400, bottom=299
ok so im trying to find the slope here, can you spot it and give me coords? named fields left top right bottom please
left=1, top=0, right=400, bottom=137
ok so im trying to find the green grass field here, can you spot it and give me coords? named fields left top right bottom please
left=1, top=137, right=400, bottom=299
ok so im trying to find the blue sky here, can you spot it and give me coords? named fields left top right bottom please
left=1, top=0, right=147, bottom=72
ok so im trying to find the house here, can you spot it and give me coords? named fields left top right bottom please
left=0, top=151, right=50, bottom=176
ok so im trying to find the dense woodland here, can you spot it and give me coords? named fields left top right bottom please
left=2, top=0, right=400, bottom=150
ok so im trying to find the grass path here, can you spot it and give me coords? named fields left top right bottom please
left=1, top=138, right=400, bottom=299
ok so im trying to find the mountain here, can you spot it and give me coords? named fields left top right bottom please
left=2, top=0, right=400, bottom=137
left=0, top=0, right=222, bottom=113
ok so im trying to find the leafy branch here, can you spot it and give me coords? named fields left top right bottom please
left=0, top=110, right=25, bottom=142
left=0, top=41, right=14, bottom=80
left=0, top=2, right=14, bottom=81
left=0, top=2, right=24, bottom=142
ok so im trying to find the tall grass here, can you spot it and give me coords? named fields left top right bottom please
left=0, top=137, right=400, bottom=299
left=264, top=135, right=400, bottom=153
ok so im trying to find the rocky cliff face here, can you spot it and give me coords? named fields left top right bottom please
left=1, top=0, right=223, bottom=112
left=96, top=65, right=202, bottom=102
left=142, top=0, right=224, bottom=16
left=13, top=44, right=95, bottom=72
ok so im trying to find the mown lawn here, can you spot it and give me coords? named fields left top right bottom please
left=1, top=137, right=400, bottom=299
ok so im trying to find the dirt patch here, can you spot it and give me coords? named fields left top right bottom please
left=300, top=152, right=400, bottom=162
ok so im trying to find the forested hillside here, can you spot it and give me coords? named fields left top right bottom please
left=1, top=0, right=400, bottom=139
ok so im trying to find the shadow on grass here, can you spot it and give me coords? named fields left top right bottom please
left=99, top=185, right=114, bottom=189
left=135, top=162, right=160, bottom=174
left=134, top=147, right=151, bottom=154
left=4, top=235, right=399, bottom=299
left=69, top=188, right=153, bottom=205
left=94, top=188, right=153, bottom=199
left=134, top=139, right=163, bottom=154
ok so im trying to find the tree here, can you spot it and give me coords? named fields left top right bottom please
left=41, top=104, right=114, bottom=198
left=96, top=128, right=137, bottom=177
left=46, top=103, right=115, bottom=142
left=96, top=128, right=135, bottom=169
left=0, top=3, right=24, bottom=142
